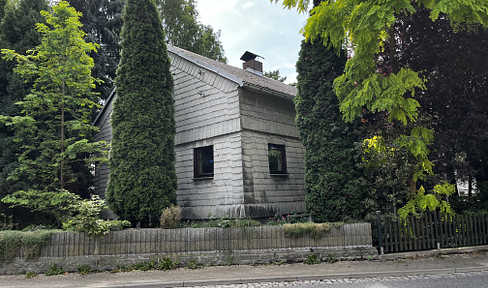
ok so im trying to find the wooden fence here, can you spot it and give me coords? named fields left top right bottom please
left=377, top=212, right=488, bottom=254
left=1, top=223, right=376, bottom=274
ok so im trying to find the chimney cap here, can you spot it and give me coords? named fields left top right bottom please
left=240, top=51, right=264, bottom=62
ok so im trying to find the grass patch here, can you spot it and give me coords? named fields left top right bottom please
left=284, top=223, right=332, bottom=239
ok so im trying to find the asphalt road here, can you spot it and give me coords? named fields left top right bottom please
left=193, top=271, right=488, bottom=288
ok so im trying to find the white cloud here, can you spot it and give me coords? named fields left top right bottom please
left=242, top=1, right=256, bottom=10
left=196, top=0, right=308, bottom=84
left=197, top=0, right=239, bottom=23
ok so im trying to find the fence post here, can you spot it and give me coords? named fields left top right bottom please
left=376, top=211, right=384, bottom=255
left=434, top=212, right=440, bottom=251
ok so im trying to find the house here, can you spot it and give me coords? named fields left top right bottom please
left=94, top=46, right=306, bottom=220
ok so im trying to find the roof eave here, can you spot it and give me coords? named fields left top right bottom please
left=92, top=88, right=116, bottom=126
left=242, top=82, right=296, bottom=101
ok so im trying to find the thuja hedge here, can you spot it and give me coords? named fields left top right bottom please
left=295, top=39, right=366, bottom=222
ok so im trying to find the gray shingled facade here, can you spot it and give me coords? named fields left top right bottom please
left=94, top=46, right=305, bottom=220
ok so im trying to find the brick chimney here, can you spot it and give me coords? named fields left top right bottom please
left=240, top=51, right=263, bottom=76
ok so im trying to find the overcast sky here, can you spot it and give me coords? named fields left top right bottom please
left=196, top=1, right=309, bottom=84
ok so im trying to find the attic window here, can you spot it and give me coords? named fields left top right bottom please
left=268, top=144, right=287, bottom=175
left=194, top=145, right=214, bottom=179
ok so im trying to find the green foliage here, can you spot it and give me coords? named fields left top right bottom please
left=225, top=256, right=234, bottom=266
left=66, top=0, right=124, bottom=101
left=185, top=259, right=203, bottom=270
left=3, top=189, right=130, bottom=236
left=132, top=260, right=156, bottom=271
left=295, top=38, right=365, bottom=222
left=266, top=211, right=308, bottom=225
left=156, top=0, right=227, bottom=62
left=325, top=254, right=337, bottom=263
left=0, top=0, right=6, bottom=19
left=2, top=189, right=78, bottom=225
left=158, top=257, right=179, bottom=270
left=304, top=253, right=320, bottom=265
left=395, top=8, right=488, bottom=209
left=107, top=0, right=177, bottom=227
left=398, top=183, right=456, bottom=219
left=0, top=1, right=107, bottom=218
left=0, top=0, right=48, bottom=216
left=61, top=194, right=131, bottom=236
left=264, top=70, right=287, bottom=82
left=360, top=134, right=413, bottom=219
left=0, top=230, right=57, bottom=263
left=114, top=258, right=180, bottom=272
left=277, top=0, right=488, bottom=216
left=45, top=263, right=64, bottom=276
left=24, top=272, right=36, bottom=278
left=189, top=216, right=261, bottom=228
left=77, top=264, right=94, bottom=275
left=284, top=222, right=331, bottom=239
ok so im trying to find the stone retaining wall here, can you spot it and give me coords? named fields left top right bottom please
left=0, top=223, right=376, bottom=274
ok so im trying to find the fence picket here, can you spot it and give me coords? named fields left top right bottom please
left=379, top=212, right=488, bottom=254
left=484, top=215, right=488, bottom=244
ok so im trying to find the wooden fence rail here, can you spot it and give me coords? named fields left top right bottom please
left=377, top=212, right=488, bottom=254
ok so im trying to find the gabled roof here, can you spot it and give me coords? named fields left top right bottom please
left=94, top=46, right=297, bottom=126
left=167, top=45, right=297, bottom=99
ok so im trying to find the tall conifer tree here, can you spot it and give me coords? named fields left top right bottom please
left=296, top=40, right=365, bottom=222
left=67, top=0, right=124, bottom=101
left=107, top=0, right=177, bottom=227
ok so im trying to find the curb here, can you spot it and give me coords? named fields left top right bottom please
left=378, top=245, right=488, bottom=260
left=96, top=265, right=488, bottom=288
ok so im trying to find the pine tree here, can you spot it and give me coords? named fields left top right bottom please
left=295, top=40, right=365, bottom=222
left=66, top=0, right=124, bottom=101
left=107, top=0, right=177, bottom=227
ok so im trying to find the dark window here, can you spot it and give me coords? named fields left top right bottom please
left=194, top=145, right=214, bottom=178
left=268, top=144, right=287, bottom=174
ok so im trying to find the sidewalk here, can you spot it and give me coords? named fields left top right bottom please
left=1, top=248, right=488, bottom=288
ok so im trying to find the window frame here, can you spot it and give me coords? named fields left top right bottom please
left=193, top=145, right=214, bottom=179
left=268, top=143, right=287, bottom=175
